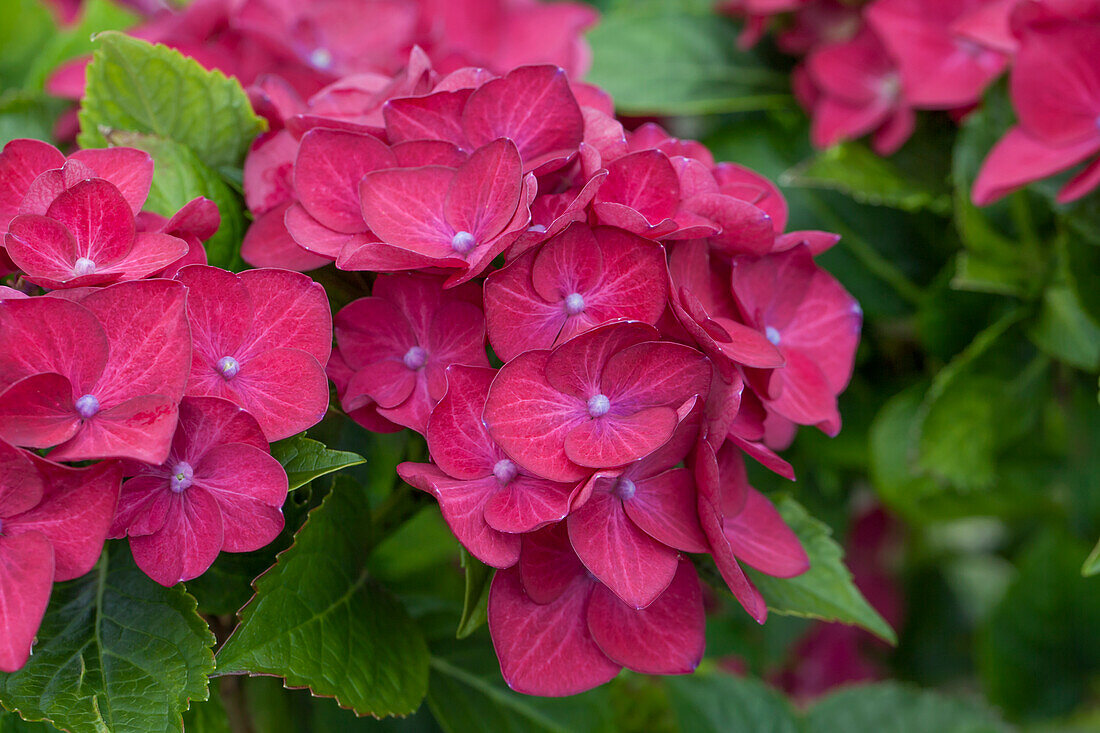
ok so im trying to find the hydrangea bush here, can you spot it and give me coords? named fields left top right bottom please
left=0, top=0, right=1096, bottom=731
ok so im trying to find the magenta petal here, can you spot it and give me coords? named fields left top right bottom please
left=0, top=531, right=54, bottom=672
left=295, top=128, right=394, bottom=233
left=484, top=475, right=574, bottom=534
left=972, top=126, right=1100, bottom=204
left=463, top=66, right=584, bottom=171
left=484, top=247, right=569, bottom=362
left=530, top=222, right=602, bottom=302
left=600, top=341, right=712, bottom=409
left=724, top=487, right=809, bottom=578
left=112, top=475, right=172, bottom=539
left=445, top=139, right=522, bottom=241
left=0, top=139, right=65, bottom=227
left=425, top=365, right=498, bottom=480
left=241, top=204, right=330, bottom=271
left=176, top=264, right=251, bottom=361
left=625, top=468, right=709, bottom=553
left=116, top=232, right=189, bottom=279
left=567, top=490, right=678, bottom=608
left=238, top=268, right=332, bottom=365
left=391, top=140, right=468, bottom=168
left=544, top=321, right=658, bottom=400
left=595, top=150, right=680, bottom=224
left=518, top=522, right=585, bottom=603
left=175, top=395, right=269, bottom=457
left=13, top=457, right=121, bottom=581
left=130, top=487, right=224, bottom=586
left=46, top=178, right=135, bottom=264
left=196, top=444, right=286, bottom=552
left=51, top=394, right=179, bottom=464
left=219, top=348, right=329, bottom=441
left=564, top=406, right=679, bottom=469
left=397, top=462, right=520, bottom=569
left=768, top=349, right=841, bottom=433
left=0, top=296, right=107, bottom=391
left=484, top=350, right=588, bottom=482
left=5, top=214, right=82, bottom=283
left=70, top=147, right=154, bottom=214
left=489, top=568, right=620, bottom=696
left=587, top=560, right=705, bottom=675
left=359, top=166, right=454, bottom=257
left=1059, top=155, right=1100, bottom=203
left=334, top=296, right=416, bottom=368
left=710, top=316, right=785, bottom=368
left=0, top=373, right=79, bottom=449
left=685, top=194, right=775, bottom=256
left=356, top=359, right=417, bottom=409
left=383, top=90, right=471, bottom=146
left=0, top=440, right=44, bottom=516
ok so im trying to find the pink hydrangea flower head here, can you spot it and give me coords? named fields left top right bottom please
left=484, top=321, right=713, bottom=482
left=397, top=365, right=577, bottom=568
left=176, top=264, right=332, bottom=441
left=0, top=439, right=121, bottom=671
left=731, top=245, right=861, bottom=435
left=110, top=396, right=287, bottom=586
left=333, top=273, right=489, bottom=434
left=135, top=196, right=220, bottom=278
left=358, top=138, right=536, bottom=285
left=0, top=280, right=191, bottom=463
left=865, top=0, right=1009, bottom=110
left=484, top=223, right=669, bottom=362
left=488, top=522, right=705, bottom=696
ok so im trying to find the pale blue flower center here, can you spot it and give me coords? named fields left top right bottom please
left=309, top=48, right=333, bottom=69
left=403, top=346, right=428, bottom=370
left=73, top=257, right=96, bottom=276
left=765, top=326, right=781, bottom=345
left=564, top=292, right=585, bottom=316
left=451, top=231, right=476, bottom=255
left=170, top=462, right=194, bottom=493
left=217, top=356, right=240, bottom=379
left=75, top=393, right=100, bottom=418
left=587, top=394, right=611, bottom=418
left=613, top=477, right=636, bottom=500
left=493, top=459, right=518, bottom=485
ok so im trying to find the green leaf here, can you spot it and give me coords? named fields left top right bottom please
left=1064, top=236, right=1100, bottom=329
left=744, top=496, right=896, bottom=644
left=456, top=548, right=492, bottom=639
left=105, top=131, right=248, bottom=270
left=978, top=531, right=1100, bottom=719
left=427, top=655, right=613, bottom=733
left=0, top=709, right=58, bottom=731
left=1083, top=537, right=1100, bottom=577
left=23, top=0, right=138, bottom=91
left=665, top=672, right=799, bottom=733
left=0, top=543, right=214, bottom=733
left=215, top=479, right=430, bottom=718
left=78, top=32, right=265, bottom=170
left=271, top=434, right=366, bottom=491
left=181, top=684, right=231, bottom=733
left=586, top=11, right=788, bottom=115
left=782, top=142, right=951, bottom=215
left=0, top=91, right=67, bottom=147
left=1027, top=284, right=1100, bottom=370
left=869, top=384, right=943, bottom=521
left=0, top=0, right=55, bottom=89
left=806, top=682, right=1009, bottom=733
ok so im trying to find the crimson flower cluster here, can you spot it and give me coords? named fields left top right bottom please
left=242, top=51, right=862, bottom=696
left=0, top=140, right=332, bottom=672
left=723, top=0, right=1100, bottom=204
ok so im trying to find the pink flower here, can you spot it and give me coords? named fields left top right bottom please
left=356, top=138, right=536, bottom=285
left=973, top=17, right=1100, bottom=204
left=134, top=196, right=220, bottom=278
left=333, top=273, right=489, bottom=434
left=0, top=439, right=121, bottom=671
left=483, top=322, right=712, bottom=482
left=0, top=280, right=191, bottom=463
left=488, top=523, right=705, bottom=696
left=397, top=366, right=576, bottom=568
left=176, top=265, right=332, bottom=441
left=731, top=245, right=861, bottom=435
left=110, top=396, right=287, bottom=586
left=805, top=28, right=915, bottom=154
left=484, top=223, right=669, bottom=362
left=865, top=0, right=1008, bottom=109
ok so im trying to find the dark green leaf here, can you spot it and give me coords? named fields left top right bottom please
left=0, top=91, right=67, bottom=147
left=1064, top=236, right=1100, bottom=328
left=78, top=32, right=265, bottom=170
left=270, top=434, right=366, bottom=492
left=215, top=479, right=430, bottom=717
left=0, top=709, right=58, bottom=731
left=744, top=496, right=896, bottom=643
left=1083, top=537, right=1100, bottom=577
left=0, top=544, right=214, bottom=733
left=1027, top=285, right=1100, bottom=370
left=586, top=11, right=788, bottom=115
left=456, top=548, right=492, bottom=639
left=665, top=672, right=799, bottom=733
left=182, top=684, right=231, bottom=733
left=807, top=682, right=1008, bottom=733
left=782, top=142, right=951, bottom=215
left=23, top=0, right=138, bottom=91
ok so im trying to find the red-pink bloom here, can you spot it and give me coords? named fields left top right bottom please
left=865, top=0, right=1008, bottom=109
left=483, top=322, right=712, bottom=482
left=177, top=265, right=331, bottom=441
left=356, top=139, right=536, bottom=284
left=484, top=223, right=669, bottom=362
left=397, top=366, right=576, bottom=568
left=805, top=29, right=915, bottom=154
left=488, top=523, right=704, bottom=696
left=134, top=197, right=219, bottom=279
left=777, top=0, right=863, bottom=54
left=731, top=245, right=861, bottom=435
left=333, top=273, right=489, bottom=434
left=0, top=280, right=190, bottom=463
left=110, top=396, right=287, bottom=586
left=973, top=18, right=1100, bottom=204
left=0, top=439, right=121, bottom=671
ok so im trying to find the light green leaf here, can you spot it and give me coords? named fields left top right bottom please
left=0, top=544, right=214, bottom=733
left=0, top=0, right=54, bottom=89
left=23, top=0, right=138, bottom=91
left=1027, top=285, right=1100, bottom=370
left=665, top=672, right=799, bottom=733
left=586, top=11, right=788, bottom=115
left=215, top=479, right=430, bottom=718
left=782, top=142, right=951, bottom=215
left=745, top=496, right=896, bottom=644
left=807, top=682, right=1009, bottom=733
left=456, top=548, right=492, bottom=639
left=1083, top=537, right=1100, bottom=577
left=0, top=91, right=67, bottom=147
left=78, top=32, right=265, bottom=170
left=270, top=434, right=366, bottom=492
left=105, top=131, right=248, bottom=270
